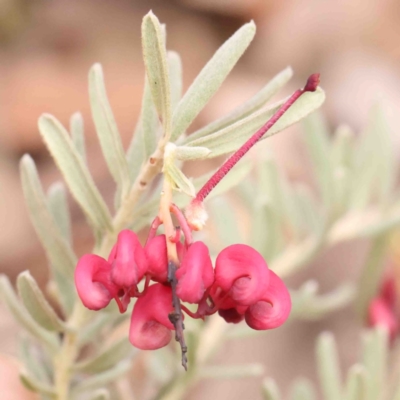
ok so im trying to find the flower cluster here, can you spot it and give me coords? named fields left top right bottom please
left=75, top=74, right=320, bottom=368
left=75, top=222, right=292, bottom=351
left=368, top=275, right=398, bottom=340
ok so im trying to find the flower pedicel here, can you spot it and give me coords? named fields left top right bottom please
left=75, top=73, right=320, bottom=369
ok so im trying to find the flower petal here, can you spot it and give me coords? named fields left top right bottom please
left=110, top=230, right=148, bottom=287
left=129, top=283, right=174, bottom=350
left=176, top=241, right=214, bottom=303
left=245, top=271, right=291, bottom=330
left=215, top=244, right=269, bottom=306
left=368, top=297, right=398, bottom=340
left=75, top=254, right=116, bottom=310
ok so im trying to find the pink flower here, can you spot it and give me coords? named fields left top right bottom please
left=176, top=241, right=214, bottom=303
left=74, top=254, right=118, bottom=310
left=368, top=276, right=399, bottom=340
left=244, top=271, right=291, bottom=330
left=108, top=230, right=148, bottom=288
left=368, top=297, right=398, bottom=340
left=213, top=244, right=270, bottom=306
left=129, top=283, right=175, bottom=350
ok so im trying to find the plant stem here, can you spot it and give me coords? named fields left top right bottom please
left=54, top=302, right=89, bottom=399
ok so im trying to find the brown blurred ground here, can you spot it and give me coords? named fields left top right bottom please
left=1, top=0, right=399, bottom=399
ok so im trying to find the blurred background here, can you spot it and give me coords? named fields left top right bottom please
left=1, top=0, right=400, bottom=399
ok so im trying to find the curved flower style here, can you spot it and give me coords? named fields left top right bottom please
left=129, top=283, right=175, bottom=350
left=176, top=241, right=214, bottom=303
left=213, top=244, right=270, bottom=306
left=244, top=271, right=291, bottom=330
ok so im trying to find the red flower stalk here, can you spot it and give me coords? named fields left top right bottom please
left=185, top=74, right=320, bottom=230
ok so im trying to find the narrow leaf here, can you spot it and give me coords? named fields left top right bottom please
left=20, top=155, right=77, bottom=277
left=262, top=378, right=281, bottom=400
left=344, top=365, right=369, bottom=400
left=19, top=335, right=52, bottom=384
left=302, top=112, right=333, bottom=208
left=88, top=389, right=111, bottom=400
left=89, top=64, right=131, bottom=194
left=140, top=76, right=160, bottom=159
left=71, top=361, right=131, bottom=396
left=168, top=51, right=183, bottom=110
left=362, top=327, right=388, bottom=400
left=47, top=182, right=71, bottom=244
left=0, top=275, right=58, bottom=352
left=355, top=233, right=390, bottom=319
left=70, top=112, right=86, bottom=163
left=188, top=66, right=293, bottom=141
left=17, top=271, right=67, bottom=332
left=20, top=371, right=55, bottom=396
left=183, top=88, right=326, bottom=158
left=174, top=145, right=211, bottom=161
left=38, top=114, right=113, bottom=233
left=142, top=11, right=171, bottom=136
left=164, top=162, right=195, bottom=197
left=316, top=332, right=343, bottom=400
left=200, top=363, right=264, bottom=379
left=74, top=338, right=135, bottom=374
left=289, top=378, right=317, bottom=400
left=171, top=21, right=256, bottom=141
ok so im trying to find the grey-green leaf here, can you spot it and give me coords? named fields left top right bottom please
left=142, top=11, right=171, bottom=137
left=74, top=338, right=135, bottom=374
left=171, top=21, right=256, bottom=141
left=344, top=365, right=369, bottom=400
left=47, top=182, right=71, bottom=244
left=20, top=155, right=76, bottom=278
left=17, top=271, right=67, bottom=332
left=0, top=275, right=58, bottom=352
left=174, top=145, right=211, bottom=161
left=289, top=378, right=317, bottom=400
left=168, top=51, right=183, bottom=110
left=262, top=378, right=282, bottom=400
left=89, top=63, right=131, bottom=194
left=316, top=332, right=343, bottom=400
left=141, top=76, right=160, bottom=159
left=303, top=112, right=334, bottom=208
left=70, top=112, right=86, bottom=163
left=183, top=87, right=325, bottom=158
left=38, top=114, right=113, bottom=233
left=362, top=327, right=388, bottom=400
left=188, top=66, right=293, bottom=142
left=71, top=361, right=131, bottom=396
left=20, top=371, right=56, bottom=396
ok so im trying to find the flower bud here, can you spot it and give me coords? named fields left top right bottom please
left=184, top=199, right=208, bottom=231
